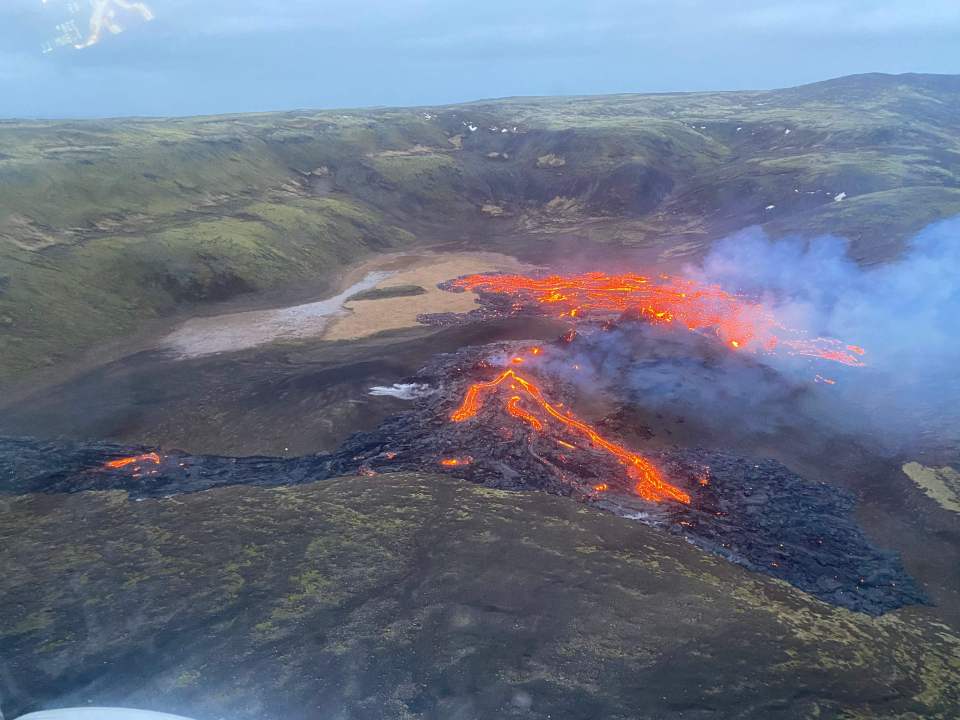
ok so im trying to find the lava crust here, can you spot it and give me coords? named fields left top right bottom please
left=1, top=339, right=925, bottom=615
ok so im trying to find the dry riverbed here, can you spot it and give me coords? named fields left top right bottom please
left=161, top=250, right=531, bottom=357
left=323, top=251, right=531, bottom=341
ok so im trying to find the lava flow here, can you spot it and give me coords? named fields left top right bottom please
left=449, top=364, right=690, bottom=504
left=104, top=452, right=161, bottom=469
left=451, top=272, right=866, bottom=367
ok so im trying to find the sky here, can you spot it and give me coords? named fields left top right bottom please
left=1, top=0, right=958, bottom=118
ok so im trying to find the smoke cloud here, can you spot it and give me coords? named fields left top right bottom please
left=549, top=217, right=960, bottom=455
left=40, top=0, right=155, bottom=53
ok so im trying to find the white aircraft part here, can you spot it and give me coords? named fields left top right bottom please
left=17, top=709, right=198, bottom=720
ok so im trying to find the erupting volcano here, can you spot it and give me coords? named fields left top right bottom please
left=0, top=328, right=927, bottom=616
left=449, top=358, right=690, bottom=504
left=448, top=272, right=866, bottom=367
left=0, top=264, right=923, bottom=618
left=104, top=452, right=161, bottom=469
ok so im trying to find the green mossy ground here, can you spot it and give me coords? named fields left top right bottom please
left=346, top=284, right=427, bottom=302
left=1, top=73, right=959, bottom=386
left=1, top=474, right=958, bottom=719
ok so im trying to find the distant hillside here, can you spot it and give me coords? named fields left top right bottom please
left=1, top=72, right=959, bottom=385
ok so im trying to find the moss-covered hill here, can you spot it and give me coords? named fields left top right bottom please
left=1, top=473, right=958, bottom=719
left=1, top=72, right=959, bottom=385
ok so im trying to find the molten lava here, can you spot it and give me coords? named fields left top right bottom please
left=506, top=395, right=544, bottom=430
left=440, top=457, right=473, bottom=467
left=450, top=367, right=690, bottom=504
left=104, top=452, right=161, bottom=469
left=452, top=272, right=866, bottom=367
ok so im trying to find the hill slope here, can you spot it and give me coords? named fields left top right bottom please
left=1, top=72, right=959, bottom=385
left=2, top=473, right=958, bottom=719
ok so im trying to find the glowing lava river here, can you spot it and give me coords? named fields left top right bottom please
left=449, top=363, right=690, bottom=504
left=444, top=271, right=866, bottom=367
left=1, top=267, right=928, bottom=617
left=0, top=329, right=924, bottom=616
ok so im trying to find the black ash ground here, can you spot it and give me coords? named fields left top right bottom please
left=1, top=336, right=925, bottom=616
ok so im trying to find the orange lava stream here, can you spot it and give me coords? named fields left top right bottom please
left=453, top=272, right=866, bottom=367
left=104, top=452, right=161, bottom=469
left=450, top=368, right=690, bottom=504
left=506, top=395, right=544, bottom=430
left=440, top=457, right=473, bottom=467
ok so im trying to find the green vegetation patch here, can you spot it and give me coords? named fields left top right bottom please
left=0, top=474, right=957, bottom=719
left=2, top=74, right=960, bottom=387
left=346, top=284, right=427, bottom=302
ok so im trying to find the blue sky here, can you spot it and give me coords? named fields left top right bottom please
left=2, top=0, right=959, bottom=118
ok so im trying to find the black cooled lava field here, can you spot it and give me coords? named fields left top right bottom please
left=1, top=331, right=926, bottom=616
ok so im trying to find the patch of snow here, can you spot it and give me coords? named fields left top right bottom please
left=501, top=128, right=508, bottom=133
left=736, top=127, right=743, bottom=132
left=765, top=204, right=776, bottom=210
left=784, top=128, right=791, bottom=135
left=619, top=511, right=655, bottom=521
left=369, top=383, right=433, bottom=400
left=468, top=124, right=478, bottom=132
left=834, top=192, right=847, bottom=202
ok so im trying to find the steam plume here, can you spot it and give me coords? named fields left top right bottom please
left=556, top=217, right=960, bottom=455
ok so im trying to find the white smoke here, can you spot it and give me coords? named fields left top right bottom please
left=551, top=217, right=960, bottom=455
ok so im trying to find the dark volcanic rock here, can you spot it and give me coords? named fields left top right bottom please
left=0, top=299, right=929, bottom=618
left=0, top=341, right=925, bottom=616
left=336, top=343, right=926, bottom=616
left=0, top=436, right=331, bottom=498
left=654, top=449, right=925, bottom=614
